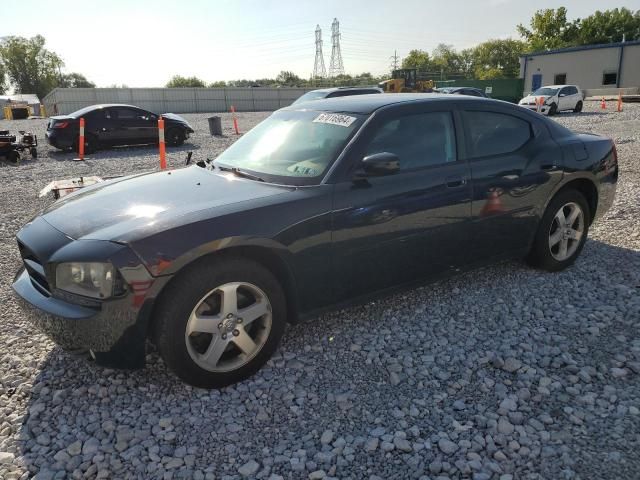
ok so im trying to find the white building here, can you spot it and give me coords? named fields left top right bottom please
left=520, top=40, right=640, bottom=96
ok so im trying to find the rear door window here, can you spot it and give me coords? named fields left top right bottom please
left=115, top=108, right=138, bottom=120
left=464, top=111, right=532, bottom=158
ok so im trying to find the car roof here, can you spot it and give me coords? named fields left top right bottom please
left=284, top=93, right=490, bottom=114
left=305, top=86, right=381, bottom=94
left=540, top=85, right=579, bottom=89
left=86, top=104, right=140, bottom=109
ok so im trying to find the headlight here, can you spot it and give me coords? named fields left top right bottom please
left=55, top=262, right=116, bottom=299
left=544, top=98, right=553, bottom=105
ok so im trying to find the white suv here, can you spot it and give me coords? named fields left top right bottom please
left=519, top=85, right=584, bottom=115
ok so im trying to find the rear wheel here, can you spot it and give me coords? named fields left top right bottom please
left=573, top=101, right=583, bottom=113
left=74, top=134, right=98, bottom=154
left=154, top=257, right=286, bottom=388
left=7, top=150, right=20, bottom=163
left=527, top=189, right=589, bottom=271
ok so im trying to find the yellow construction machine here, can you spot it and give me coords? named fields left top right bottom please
left=378, top=69, right=435, bottom=93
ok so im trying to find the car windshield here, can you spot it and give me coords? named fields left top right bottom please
left=533, top=87, right=559, bottom=96
left=214, top=109, right=364, bottom=185
left=292, top=91, right=329, bottom=104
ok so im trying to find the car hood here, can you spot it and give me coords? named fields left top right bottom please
left=40, top=167, right=292, bottom=242
left=161, top=113, right=189, bottom=123
left=520, top=95, right=552, bottom=104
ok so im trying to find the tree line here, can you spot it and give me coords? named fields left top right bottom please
left=165, top=71, right=388, bottom=88
left=1, top=7, right=638, bottom=96
left=0, top=35, right=95, bottom=98
left=398, top=7, right=640, bottom=80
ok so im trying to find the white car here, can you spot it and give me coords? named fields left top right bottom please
left=519, top=85, right=584, bottom=115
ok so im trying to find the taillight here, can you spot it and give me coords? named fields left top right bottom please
left=53, top=122, right=69, bottom=129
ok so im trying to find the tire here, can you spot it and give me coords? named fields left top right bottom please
left=548, top=103, right=558, bottom=116
left=154, top=257, right=287, bottom=388
left=527, top=189, right=590, bottom=272
left=573, top=101, right=583, bottom=113
left=75, top=134, right=98, bottom=154
left=8, top=150, right=20, bottom=163
left=30, top=147, right=38, bottom=159
left=166, top=128, right=185, bottom=147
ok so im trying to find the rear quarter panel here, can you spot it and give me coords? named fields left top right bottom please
left=550, top=132, right=617, bottom=221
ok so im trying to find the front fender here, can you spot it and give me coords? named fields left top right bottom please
left=133, top=234, right=294, bottom=277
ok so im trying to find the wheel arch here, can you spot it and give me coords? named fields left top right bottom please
left=554, top=177, right=599, bottom=224
left=146, top=244, right=300, bottom=342
left=540, top=176, right=598, bottom=229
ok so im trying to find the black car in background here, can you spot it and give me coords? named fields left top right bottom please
left=14, top=94, right=617, bottom=388
left=46, top=104, right=194, bottom=153
left=436, top=86, right=491, bottom=98
left=292, top=86, right=383, bottom=104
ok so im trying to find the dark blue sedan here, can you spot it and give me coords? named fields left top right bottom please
left=13, top=94, right=618, bottom=388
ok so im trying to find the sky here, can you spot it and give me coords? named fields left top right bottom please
left=3, top=0, right=640, bottom=87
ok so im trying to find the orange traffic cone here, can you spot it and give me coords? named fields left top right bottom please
left=480, top=189, right=504, bottom=216
left=601, top=97, right=607, bottom=109
left=617, top=92, right=623, bottom=112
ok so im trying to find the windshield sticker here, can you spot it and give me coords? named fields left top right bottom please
left=313, top=113, right=356, bottom=128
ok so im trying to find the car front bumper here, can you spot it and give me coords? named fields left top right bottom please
left=12, top=267, right=150, bottom=368
left=520, top=104, right=549, bottom=115
left=11, top=216, right=168, bottom=369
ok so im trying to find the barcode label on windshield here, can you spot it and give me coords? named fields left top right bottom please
left=313, top=113, right=356, bottom=127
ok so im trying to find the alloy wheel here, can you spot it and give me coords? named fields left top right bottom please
left=548, top=202, right=584, bottom=261
left=184, top=282, right=272, bottom=372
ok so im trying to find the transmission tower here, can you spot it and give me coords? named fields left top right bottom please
left=390, top=50, right=400, bottom=72
left=313, top=24, right=327, bottom=80
left=329, top=18, right=345, bottom=77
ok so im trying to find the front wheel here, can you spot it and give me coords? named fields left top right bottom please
left=166, top=128, right=185, bottom=147
left=547, top=103, right=558, bottom=116
left=527, top=189, right=590, bottom=272
left=573, top=101, right=583, bottom=113
left=154, top=257, right=286, bottom=388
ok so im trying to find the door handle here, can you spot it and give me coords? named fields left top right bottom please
left=445, top=176, right=467, bottom=188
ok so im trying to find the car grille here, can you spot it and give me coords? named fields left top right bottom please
left=17, top=240, right=51, bottom=296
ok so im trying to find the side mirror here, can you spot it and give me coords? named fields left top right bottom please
left=356, top=152, right=400, bottom=178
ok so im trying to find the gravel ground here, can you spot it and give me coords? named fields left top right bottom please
left=0, top=103, right=639, bottom=480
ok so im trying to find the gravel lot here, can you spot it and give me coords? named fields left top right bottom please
left=0, top=103, right=639, bottom=480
